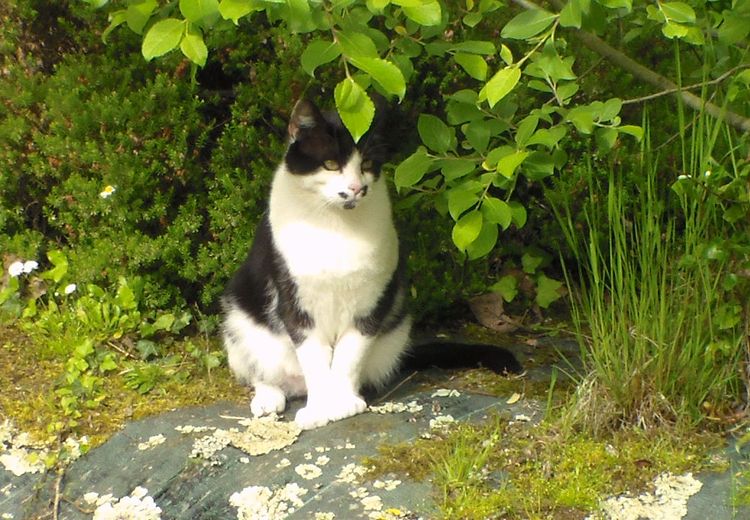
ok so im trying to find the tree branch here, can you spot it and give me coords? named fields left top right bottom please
left=512, top=0, right=750, bottom=133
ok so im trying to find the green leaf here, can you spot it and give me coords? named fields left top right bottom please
left=718, top=15, right=750, bottom=45
left=301, top=39, right=341, bottom=77
left=102, top=10, right=127, bottom=43
left=515, top=115, right=539, bottom=147
left=448, top=185, right=481, bottom=220
left=464, top=119, right=491, bottom=153
left=440, top=158, right=477, bottom=182
left=596, top=0, right=631, bottom=10
left=482, top=197, right=512, bottom=229
left=126, top=1, right=157, bottom=34
left=499, top=44, right=513, bottom=65
left=662, top=20, right=688, bottom=39
left=509, top=201, right=527, bottom=227
left=219, top=0, right=260, bottom=24
left=115, top=279, right=137, bottom=310
left=142, top=18, right=185, bottom=61
left=479, top=66, right=520, bottom=108
left=566, top=105, right=596, bottom=133
left=501, top=9, right=557, bottom=40
left=559, top=0, right=582, bottom=28
left=395, top=146, right=432, bottom=188
left=466, top=220, right=499, bottom=259
left=401, top=0, right=442, bottom=26
left=491, top=275, right=518, bottom=302
left=618, top=125, right=644, bottom=141
left=418, top=114, right=454, bottom=154
left=522, top=249, right=545, bottom=274
left=526, top=125, right=567, bottom=148
left=535, top=274, right=563, bottom=308
left=44, top=250, right=69, bottom=283
left=334, top=78, right=375, bottom=142
left=450, top=40, right=496, bottom=55
left=180, top=25, right=208, bottom=66
left=595, top=127, right=618, bottom=152
left=337, top=31, right=379, bottom=58
left=179, top=0, right=220, bottom=26
left=497, top=150, right=529, bottom=178
left=349, top=57, right=406, bottom=99
left=523, top=151, right=556, bottom=180
left=283, top=0, right=315, bottom=33
left=452, top=210, right=483, bottom=251
left=454, top=53, right=487, bottom=81
left=660, top=2, right=695, bottom=23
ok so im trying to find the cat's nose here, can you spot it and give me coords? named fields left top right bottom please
left=350, top=184, right=368, bottom=197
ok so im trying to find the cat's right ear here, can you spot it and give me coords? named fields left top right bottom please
left=288, top=99, right=324, bottom=142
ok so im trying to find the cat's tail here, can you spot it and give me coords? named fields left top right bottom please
left=402, top=341, right=523, bottom=375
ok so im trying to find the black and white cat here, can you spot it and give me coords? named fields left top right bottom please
left=222, top=99, right=520, bottom=430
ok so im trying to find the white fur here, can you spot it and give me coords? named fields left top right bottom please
left=225, top=151, right=410, bottom=429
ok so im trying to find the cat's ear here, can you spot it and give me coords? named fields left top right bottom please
left=288, top=99, right=325, bottom=142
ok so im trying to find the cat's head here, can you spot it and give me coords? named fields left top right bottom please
left=284, top=98, right=387, bottom=210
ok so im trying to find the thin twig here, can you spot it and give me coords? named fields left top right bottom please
left=52, top=468, right=64, bottom=520
left=622, top=65, right=750, bottom=105
left=372, top=371, right=418, bottom=405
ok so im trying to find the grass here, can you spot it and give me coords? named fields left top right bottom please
left=366, top=412, right=723, bottom=519
left=0, top=323, right=246, bottom=448
left=552, top=120, right=747, bottom=433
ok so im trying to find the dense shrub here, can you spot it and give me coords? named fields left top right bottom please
left=0, top=1, right=499, bottom=321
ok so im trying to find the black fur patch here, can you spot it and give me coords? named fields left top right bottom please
left=285, top=99, right=387, bottom=177
left=223, top=214, right=312, bottom=344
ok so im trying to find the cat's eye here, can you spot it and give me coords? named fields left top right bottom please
left=361, top=160, right=374, bottom=172
left=323, top=159, right=340, bottom=171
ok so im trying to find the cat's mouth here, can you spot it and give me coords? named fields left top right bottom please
left=343, top=200, right=357, bottom=210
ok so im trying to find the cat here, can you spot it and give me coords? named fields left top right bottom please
left=221, top=98, right=521, bottom=430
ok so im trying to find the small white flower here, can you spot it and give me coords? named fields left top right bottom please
left=677, top=174, right=691, bottom=180
left=8, top=261, right=24, bottom=277
left=64, top=283, right=77, bottom=295
left=100, top=185, right=116, bottom=199
left=704, top=170, right=712, bottom=177
left=22, top=260, right=38, bottom=274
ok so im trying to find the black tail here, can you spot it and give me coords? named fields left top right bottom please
left=402, top=342, right=523, bottom=375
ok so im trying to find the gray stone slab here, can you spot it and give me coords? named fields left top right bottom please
left=35, top=388, right=533, bottom=519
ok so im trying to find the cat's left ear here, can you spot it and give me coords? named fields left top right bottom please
left=288, top=99, right=325, bottom=142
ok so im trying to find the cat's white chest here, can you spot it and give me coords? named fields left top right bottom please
left=274, top=220, right=378, bottom=277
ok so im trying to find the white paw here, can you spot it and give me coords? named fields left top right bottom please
left=294, top=393, right=367, bottom=430
left=326, top=393, right=367, bottom=422
left=250, top=386, right=286, bottom=417
left=294, top=406, right=331, bottom=430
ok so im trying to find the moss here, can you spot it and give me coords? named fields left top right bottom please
left=365, top=412, right=724, bottom=519
left=0, top=323, right=246, bottom=448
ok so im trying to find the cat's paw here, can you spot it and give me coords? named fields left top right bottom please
left=294, top=406, right=331, bottom=430
left=250, top=386, right=286, bottom=417
left=326, top=393, right=367, bottom=422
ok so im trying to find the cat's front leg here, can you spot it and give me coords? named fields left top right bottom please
left=294, top=330, right=370, bottom=429
left=294, top=336, right=336, bottom=429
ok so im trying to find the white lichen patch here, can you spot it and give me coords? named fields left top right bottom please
left=175, top=425, right=216, bottom=434
left=593, top=472, right=703, bottom=520
left=336, top=463, right=368, bottom=484
left=0, top=420, right=49, bottom=477
left=229, top=483, right=307, bottom=520
left=429, top=414, right=456, bottom=431
left=315, top=446, right=331, bottom=453
left=431, top=388, right=461, bottom=398
left=314, top=513, right=335, bottom=520
left=373, top=479, right=402, bottom=491
left=189, top=416, right=301, bottom=464
left=295, top=463, right=323, bottom=480
left=0, top=448, right=47, bottom=477
left=137, top=434, right=166, bottom=451
left=315, top=455, right=330, bottom=466
left=361, top=494, right=383, bottom=511
left=276, top=457, right=291, bottom=469
left=90, top=486, right=162, bottom=520
left=369, top=400, right=423, bottom=414
left=350, top=486, right=369, bottom=499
